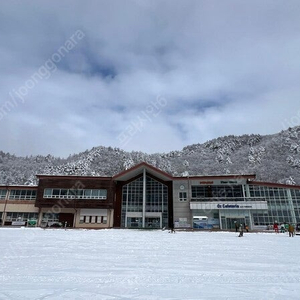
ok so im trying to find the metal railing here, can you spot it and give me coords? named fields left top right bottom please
left=43, top=195, right=107, bottom=200
left=8, top=196, right=36, bottom=200
left=190, top=197, right=266, bottom=202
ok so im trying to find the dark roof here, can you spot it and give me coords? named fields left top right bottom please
left=173, top=174, right=256, bottom=180
left=248, top=180, right=300, bottom=190
left=112, top=162, right=173, bottom=181
left=36, top=174, right=112, bottom=180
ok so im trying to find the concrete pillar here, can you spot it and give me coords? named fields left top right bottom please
left=142, top=168, right=146, bottom=228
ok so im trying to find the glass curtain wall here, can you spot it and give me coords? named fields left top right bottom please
left=191, top=185, right=243, bottom=200
left=249, top=185, right=298, bottom=225
left=121, top=175, right=168, bottom=228
left=290, top=189, right=300, bottom=223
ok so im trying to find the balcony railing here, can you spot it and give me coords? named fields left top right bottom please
left=43, top=195, right=106, bottom=200
left=8, top=196, right=36, bottom=200
left=190, top=197, right=266, bottom=202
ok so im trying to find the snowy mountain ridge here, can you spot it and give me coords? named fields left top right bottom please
left=1, top=126, right=300, bottom=185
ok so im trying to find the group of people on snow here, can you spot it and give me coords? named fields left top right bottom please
left=273, top=222, right=295, bottom=237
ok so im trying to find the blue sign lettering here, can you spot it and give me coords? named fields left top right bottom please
left=217, top=204, right=240, bottom=209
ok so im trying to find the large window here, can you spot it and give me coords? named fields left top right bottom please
left=121, top=175, right=168, bottom=228
left=6, top=212, right=38, bottom=222
left=249, top=185, right=297, bottom=225
left=122, top=177, right=144, bottom=214
left=289, top=189, right=300, bottom=223
left=42, top=213, right=59, bottom=223
left=212, top=186, right=243, bottom=198
left=192, top=186, right=209, bottom=198
left=191, top=185, right=243, bottom=199
left=179, top=192, right=187, bottom=202
left=43, top=188, right=107, bottom=199
left=9, top=190, right=36, bottom=200
left=0, top=189, right=7, bottom=199
left=79, top=216, right=107, bottom=224
left=249, top=186, right=287, bottom=199
left=146, top=177, right=168, bottom=214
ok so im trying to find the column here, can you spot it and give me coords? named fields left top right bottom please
left=287, top=189, right=297, bottom=224
left=2, top=188, right=9, bottom=226
left=125, top=185, right=128, bottom=228
left=142, top=168, right=146, bottom=228
left=37, top=208, right=43, bottom=227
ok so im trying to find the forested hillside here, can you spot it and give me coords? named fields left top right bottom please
left=1, top=126, right=300, bottom=185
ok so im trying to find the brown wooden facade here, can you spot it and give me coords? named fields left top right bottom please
left=35, top=175, right=115, bottom=210
left=1, top=163, right=175, bottom=229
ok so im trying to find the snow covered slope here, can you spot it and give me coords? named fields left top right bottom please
left=0, top=228, right=299, bottom=300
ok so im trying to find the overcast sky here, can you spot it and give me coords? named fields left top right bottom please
left=1, top=0, right=300, bottom=157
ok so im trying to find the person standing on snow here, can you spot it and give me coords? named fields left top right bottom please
left=235, top=221, right=238, bottom=232
left=273, top=222, right=279, bottom=233
left=169, top=223, right=175, bottom=233
left=288, top=224, right=295, bottom=237
left=238, top=224, right=244, bottom=237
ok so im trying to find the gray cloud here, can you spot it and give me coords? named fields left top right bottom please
left=1, top=0, right=300, bottom=157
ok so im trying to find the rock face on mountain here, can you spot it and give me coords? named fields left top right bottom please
left=1, top=126, right=300, bottom=186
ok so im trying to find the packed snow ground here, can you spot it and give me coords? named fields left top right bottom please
left=0, top=228, right=299, bottom=300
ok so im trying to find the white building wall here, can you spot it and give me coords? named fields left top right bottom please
left=173, top=179, right=192, bottom=228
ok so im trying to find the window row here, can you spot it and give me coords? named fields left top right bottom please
left=191, top=185, right=243, bottom=199
left=252, top=211, right=294, bottom=226
left=42, top=213, right=59, bottom=222
left=290, top=189, right=300, bottom=199
left=44, top=188, right=107, bottom=199
left=1, top=189, right=37, bottom=200
left=5, top=212, right=38, bottom=222
left=9, top=190, right=37, bottom=200
left=0, top=189, right=37, bottom=200
left=249, top=186, right=287, bottom=199
left=79, top=215, right=107, bottom=224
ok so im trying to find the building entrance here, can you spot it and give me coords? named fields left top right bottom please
left=127, top=217, right=142, bottom=228
left=59, top=213, right=74, bottom=227
left=223, top=216, right=249, bottom=230
left=145, top=217, right=161, bottom=229
left=120, top=172, right=169, bottom=229
left=227, top=218, right=245, bottom=230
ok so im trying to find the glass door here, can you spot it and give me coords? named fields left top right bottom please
left=127, top=217, right=142, bottom=228
left=145, top=217, right=161, bottom=229
left=226, top=218, right=245, bottom=230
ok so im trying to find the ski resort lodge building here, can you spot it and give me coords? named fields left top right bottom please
left=1, top=162, right=300, bottom=230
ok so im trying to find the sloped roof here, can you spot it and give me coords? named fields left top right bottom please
left=173, top=174, right=256, bottom=180
left=249, top=180, right=300, bottom=190
left=113, top=162, right=173, bottom=181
